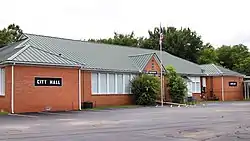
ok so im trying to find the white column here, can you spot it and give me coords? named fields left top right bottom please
left=11, top=65, right=14, bottom=114
left=78, top=69, right=81, bottom=110
left=221, top=76, right=224, bottom=101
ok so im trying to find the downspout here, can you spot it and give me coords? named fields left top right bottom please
left=78, top=67, right=82, bottom=110
left=11, top=63, right=15, bottom=113
left=221, top=75, right=224, bottom=101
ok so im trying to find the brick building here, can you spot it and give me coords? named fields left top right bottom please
left=0, top=33, right=244, bottom=113
left=200, top=64, right=245, bottom=101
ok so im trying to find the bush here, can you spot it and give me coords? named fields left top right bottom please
left=165, top=65, right=187, bottom=103
left=131, top=74, right=160, bottom=105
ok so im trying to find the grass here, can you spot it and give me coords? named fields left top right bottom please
left=84, top=105, right=141, bottom=111
left=0, top=111, right=8, bottom=115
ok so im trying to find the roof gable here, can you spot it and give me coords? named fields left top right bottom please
left=200, top=64, right=244, bottom=76
left=5, top=45, right=84, bottom=67
left=129, top=53, right=167, bottom=73
left=128, top=53, right=154, bottom=72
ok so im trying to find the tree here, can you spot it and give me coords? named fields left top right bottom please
left=198, top=43, right=218, bottom=64
left=216, top=44, right=250, bottom=70
left=234, top=56, right=250, bottom=75
left=131, top=74, right=160, bottom=105
left=88, top=32, right=142, bottom=47
left=0, top=24, right=23, bottom=47
left=165, top=65, right=187, bottom=103
left=141, top=26, right=203, bottom=63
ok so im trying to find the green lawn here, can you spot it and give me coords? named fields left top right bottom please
left=84, top=105, right=141, bottom=111
left=0, top=111, right=8, bottom=115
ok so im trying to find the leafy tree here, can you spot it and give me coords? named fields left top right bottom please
left=198, top=43, right=218, bottom=64
left=88, top=32, right=142, bottom=47
left=0, top=24, right=23, bottom=47
left=141, top=27, right=203, bottom=63
left=233, top=56, right=250, bottom=75
left=131, top=74, right=160, bottom=105
left=216, top=44, right=250, bottom=70
left=165, top=65, right=187, bottom=103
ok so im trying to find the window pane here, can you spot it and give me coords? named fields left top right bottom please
left=91, top=73, right=98, bottom=93
left=192, top=82, right=196, bottom=92
left=109, top=73, right=115, bottom=93
left=100, top=73, right=107, bottom=93
left=196, top=82, right=201, bottom=92
left=124, top=74, right=130, bottom=93
left=117, top=74, right=123, bottom=93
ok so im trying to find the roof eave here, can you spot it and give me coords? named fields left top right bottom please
left=83, top=67, right=140, bottom=73
left=3, top=60, right=83, bottom=68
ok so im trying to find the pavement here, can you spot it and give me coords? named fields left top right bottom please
left=1, top=102, right=250, bottom=141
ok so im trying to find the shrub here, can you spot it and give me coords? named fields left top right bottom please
left=165, top=65, right=187, bottom=103
left=131, top=74, right=160, bottom=105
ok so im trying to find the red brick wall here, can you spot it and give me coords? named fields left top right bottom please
left=144, top=56, right=161, bottom=73
left=192, top=93, right=202, bottom=101
left=0, top=66, right=12, bottom=112
left=205, top=76, right=243, bottom=101
left=81, top=71, right=134, bottom=107
left=92, top=94, right=134, bottom=107
left=223, top=76, right=243, bottom=101
left=14, top=66, right=79, bottom=113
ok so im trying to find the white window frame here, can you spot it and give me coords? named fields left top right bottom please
left=188, top=76, right=201, bottom=93
left=0, top=68, right=5, bottom=96
left=91, top=72, right=137, bottom=95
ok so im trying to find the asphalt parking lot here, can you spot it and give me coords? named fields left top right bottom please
left=1, top=102, right=250, bottom=141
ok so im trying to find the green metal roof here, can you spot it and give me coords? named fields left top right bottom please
left=200, top=64, right=244, bottom=76
left=129, top=53, right=167, bottom=73
left=129, top=53, right=155, bottom=72
left=6, top=45, right=83, bottom=67
left=1, top=33, right=204, bottom=75
left=0, top=40, right=26, bottom=63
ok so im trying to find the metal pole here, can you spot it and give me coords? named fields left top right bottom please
left=160, top=36, right=163, bottom=107
left=244, top=82, right=246, bottom=100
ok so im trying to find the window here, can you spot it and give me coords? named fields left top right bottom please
left=109, top=73, right=115, bottom=93
left=117, top=74, right=123, bottom=93
left=91, top=73, right=98, bottom=93
left=192, top=82, right=196, bottom=92
left=91, top=72, right=138, bottom=94
left=188, top=77, right=201, bottom=93
left=100, top=73, right=107, bottom=93
left=196, top=82, right=201, bottom=92
left=124, top=74, right=130, bottom=93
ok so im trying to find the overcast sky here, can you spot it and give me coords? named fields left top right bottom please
left=0, top=0, right=250, bottom=47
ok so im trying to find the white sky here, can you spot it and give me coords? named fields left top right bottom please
left=0, top=0, right=250, bottom=47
